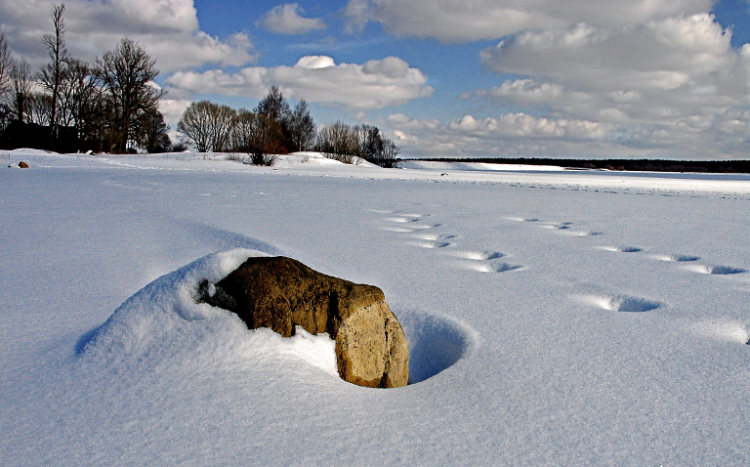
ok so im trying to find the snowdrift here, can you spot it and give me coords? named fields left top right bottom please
left=78, top=249, right=474, bottom=386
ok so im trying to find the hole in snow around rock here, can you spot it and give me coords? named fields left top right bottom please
left=397, top=311, right=477, bottom=384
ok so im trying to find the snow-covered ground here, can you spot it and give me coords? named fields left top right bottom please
left=2, top=150, right=749, bottom=465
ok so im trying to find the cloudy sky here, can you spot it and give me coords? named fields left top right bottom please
left=2, top=0, right=749, bottom=158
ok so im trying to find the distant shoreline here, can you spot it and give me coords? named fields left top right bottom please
left=408, top=157, right=750, bottom=174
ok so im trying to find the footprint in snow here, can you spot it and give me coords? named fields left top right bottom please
left=505, top=216, right=540, bottom=223
left=684, top=264, right=747, bottom=275
left=651, top=254, right=701, bottom=262
left=413, top=233, right=457, bottom=241
left=394, top=212, right=423, bottom=219
left=447, top=249, right=505, bottom=261
left=579, top=294, right=663, bottom=312
left=690, top=320, right=750, bottom=345
left=565, top=230, right=603, bottom=237
left=413, top=240, right=452, bottom=249
left=380, top=226, right=416, bottom=233
left=410, top=223, right=442, bottom=230
left=597, top=246, right=643, bottom=253
left=541, top=222, right=573, bottom=230
left=384, top=216, right=420, bottom=224
left=460, top=260, right=522, bottom=274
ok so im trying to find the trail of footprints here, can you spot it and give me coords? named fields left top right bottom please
left=375, top=208, right=748, bottom=344
left=508, top=215, right=747, bottom=316
left=376, top=209, right=746, bottom=333
left=373, top=209, right=522, bottom=274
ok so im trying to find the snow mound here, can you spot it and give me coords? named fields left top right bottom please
left=77, top=248, right=474, bottom=387
left=77, top=249, right=338, bottom=377
left=269, top=152, right=379, bottom=168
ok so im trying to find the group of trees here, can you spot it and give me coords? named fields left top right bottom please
left=315, top=121, right=399, bottom=167
left=1, top=3, right=400, bottom=163
left=178, top=86, right=399, bottom=167
left=0, top=4, right=169, bottom=153
left=177, top=86, right=315, bottom=165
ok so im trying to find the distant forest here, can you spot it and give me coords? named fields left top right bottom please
left=415, top=158, right=750, bottom=174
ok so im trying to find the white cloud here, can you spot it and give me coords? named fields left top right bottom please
left=259, top=3, right=326, bottom=35
left=159, top=97, right=193, bottom=128
left=0, top=0, right=255, bottom=72
left=386, top=108, right=749, bottom=159
left=460, top=13, right=750, bottom=158
left=166, top=55, right=433, bottom=110
left=385, top=113, right=622, bottom=157
left=345, top=0, right=712, bottom=41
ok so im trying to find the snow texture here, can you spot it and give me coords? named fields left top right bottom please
left=1, top=149, right=749, bottom=465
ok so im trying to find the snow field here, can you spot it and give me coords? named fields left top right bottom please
left=1, top=150, right=749, bottom=465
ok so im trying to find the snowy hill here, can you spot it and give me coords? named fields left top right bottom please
left=1, top=150, right=749, bottom=465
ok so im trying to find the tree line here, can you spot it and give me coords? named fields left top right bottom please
left=0, top=3, right=400, bottom=165
left=0, top=4, right=168, bottom=153
left=178, top=87, right=399, bottom=167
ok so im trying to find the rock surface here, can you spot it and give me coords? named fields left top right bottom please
left=198, top=256, right=409, bottom=388
left=18, top=161, right=29, bottom=168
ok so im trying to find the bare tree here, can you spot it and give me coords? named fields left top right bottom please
left=97, top=38, right=164, bottom=153
left=10, top=57, right=32, bottom=122
left=27, top=92, right=53, bottom=125
left=38, top=3, right=67, bottom=129
left=209, top=103, right=235, bottom=152
left=178, top=101, right=212, bottom=152
left=352, top=124, right=384, bottom=159
left=286, top=99, right=315, bottom=151
left=231, top=108, right=256, bottom=152
left=231, top=109, right=276, bottom=165
left=58, top=58, right=101, bottom=148
left=178, top=100, right=235, bottom=152
left=0, top=32, right=10, bottom=100
left=378, top=138, right=399, bottom=168
left=316, top=121, right=356, bottom=163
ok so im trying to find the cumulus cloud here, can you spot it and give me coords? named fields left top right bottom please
left=387, top=96, right=750, bottom=158
left=259, top=3, right=326, bottom=35
left=457, top=13, right=749, bottom=158
left=385, top=113, right=623, bottom=157
left=345, top=0, right=712, bottom=41
left=0, top=0, right=255, bottom=72
left=166, top=55, right=433, bottom=110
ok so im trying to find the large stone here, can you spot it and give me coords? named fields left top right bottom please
left=199, top=256, right=409, bottom=388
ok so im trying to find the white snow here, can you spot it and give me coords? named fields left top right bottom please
left=1, top=150, right=749, bottom=465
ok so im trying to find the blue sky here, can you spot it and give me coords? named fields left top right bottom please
left=2, top=0, right=749, bottom=158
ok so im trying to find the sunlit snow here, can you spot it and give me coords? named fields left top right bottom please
left=2, top=150, right=749, bottom=465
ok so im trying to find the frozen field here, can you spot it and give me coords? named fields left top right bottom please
left=1, top=150, right=749, bottom=465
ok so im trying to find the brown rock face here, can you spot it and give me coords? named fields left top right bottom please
left=199, top=256, right=408, bottom=388
left=18, top=161, right=29, bottom=168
